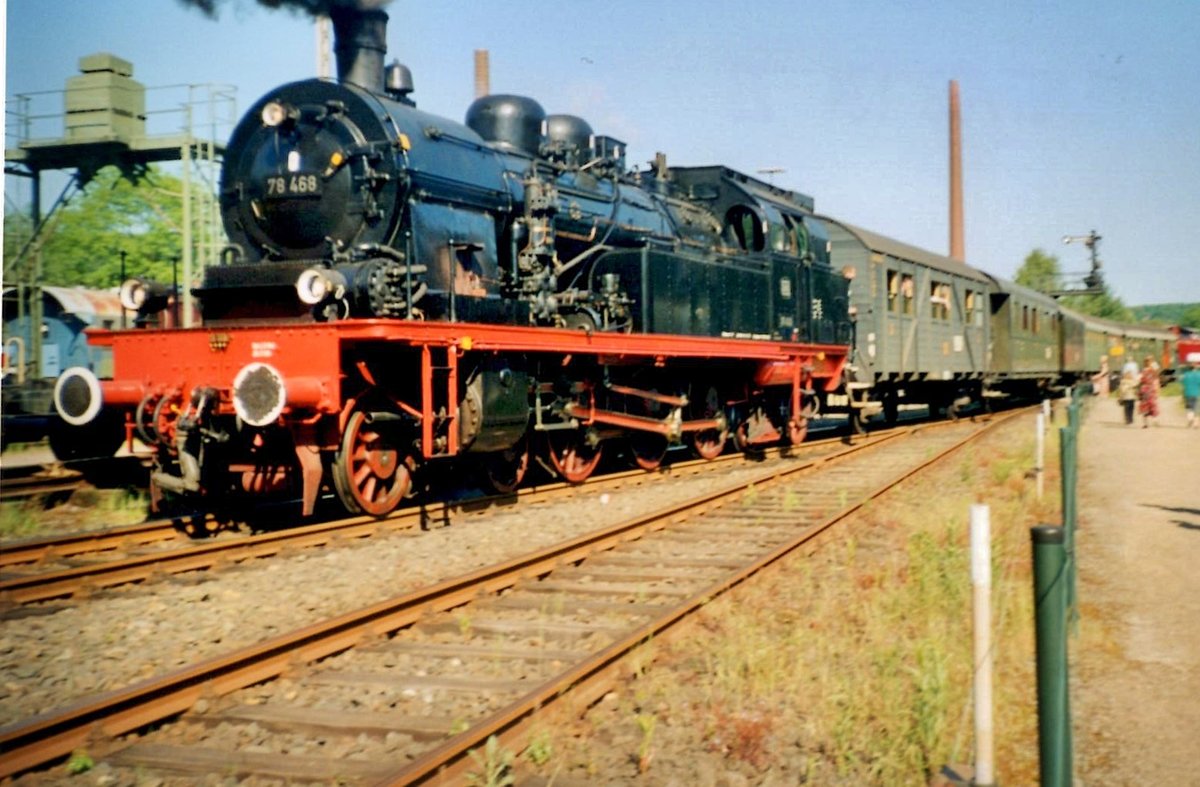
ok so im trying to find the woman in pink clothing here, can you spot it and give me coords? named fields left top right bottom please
left=1137, top=355, right=1160, bottom=427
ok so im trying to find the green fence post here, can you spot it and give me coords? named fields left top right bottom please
left=1032, top=524, right=1072, bottom=787
left=1059, top=426, right=1077, bottom=616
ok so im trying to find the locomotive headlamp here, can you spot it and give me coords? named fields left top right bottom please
left=296, top=268, right=346, bottom=305
left=119, top=278, right=148, bottom=310
left=261, top=101, right=292, bottom=128
left=119, top=278, right=172, bottom=314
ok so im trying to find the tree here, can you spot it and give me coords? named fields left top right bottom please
left=1014, top=247, right=1133, bottom=321
left=3, top=165, right=184, bottom=290
left=1060, top=292, right=1133, bottom=322
left=1014, top=249, right=1060, bottom=293
left=1179, top=304, right=1200, bottom=330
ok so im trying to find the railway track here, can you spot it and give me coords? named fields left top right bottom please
left=0, top=431, right=862, bottom=605
left=0, top=470, right=85, bottom=503
left=0, top=455, right=149, bottom=503
left=0, top=409, right=1020, bottom=782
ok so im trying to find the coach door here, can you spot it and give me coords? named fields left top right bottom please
left=959, top=284, right=986, bottom=376
left=884, top=261, right=919, bottom=375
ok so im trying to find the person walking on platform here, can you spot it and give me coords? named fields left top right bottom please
left=1118, top=368, right=1139, bottom=426
left=1092, top=356, right=1111, bottom=396
left=1182, top=361, right=1200, bottom=429
left=1138, top=356, right=1161, bottom=428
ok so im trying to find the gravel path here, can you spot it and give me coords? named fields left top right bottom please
left=0, top=452, right=812, bottom=726
left=1072, top=395, right=1200, bottom=786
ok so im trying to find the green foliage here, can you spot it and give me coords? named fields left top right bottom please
left=1132, top=302, right=1200, bottom=328
left=4, top=165, right=183, bottom=289
left=524, top=730, right=554, bottom=766
left=1060, top=291, right=1133, bottom=322
left=1014, top=248, right=1060, bottom=293
left=466, top=735, right=515, bottom=787
left=1015, top=248, right=1133, bottom=321
left=0, top=502, right=41, bottom=538
left=635, top=713, right=657, bottom=772
left=65, top=750, right=94, bottom=775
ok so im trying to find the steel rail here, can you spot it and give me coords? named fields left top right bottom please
left=0, top=418, right=934, bottom=778
left=0, top=431, right=860, bottom=601
left=381, top=409, right=1023, bottom=785
left=0, top=474, right=84, bottom=503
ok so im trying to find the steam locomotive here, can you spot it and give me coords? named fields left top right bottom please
left=53, top=7, right=853, bottom=518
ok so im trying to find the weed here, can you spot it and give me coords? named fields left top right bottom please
left=910, top=638, right=950, bottom=775
left=782, top=487, right=800, bottom=511
left=0, top=502, right=40, bottom=538
left=635, top=713, right=656, bottom=773
left=455, top=612, right=472, bottom=637
left=524, top=730, right=553, bottom=766
left=466, top=735, right=514, bottom=787
left=65, top=750, right=94, bottom=775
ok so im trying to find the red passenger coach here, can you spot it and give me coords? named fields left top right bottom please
left=59, top=320, right=845, bottom=518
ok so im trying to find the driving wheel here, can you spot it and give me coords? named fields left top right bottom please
left=629, top=433, right=668, bottom=471
left=547, top=430, right=603, bottom=483
left=689, top=385, right=727, bottom=460
left=332, top=409, right=410, bottom=516
left=484, top=433, right=530, bottom=494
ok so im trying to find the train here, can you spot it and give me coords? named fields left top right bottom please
left=824, top=222, right=1177, bottom=423
left=1, top=285, right=123, bottom=456
left=49, top=6, right=1175, bottom=519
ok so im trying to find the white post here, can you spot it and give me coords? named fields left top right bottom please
left=970, top=504, right=995, bottom=786
left=1036, top=412, right=1045, bottom=499
left=1042, top=397, right=1051, bottom=428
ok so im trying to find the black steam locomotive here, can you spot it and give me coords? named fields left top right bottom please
left=210, top=9, right=850, bottom=344
left=53, top=6, right=852, bottom=517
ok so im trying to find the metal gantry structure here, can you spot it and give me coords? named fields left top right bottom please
left=1051, top=230, right=1107, bottom=298
left=3, top=53, right=235, bottom=380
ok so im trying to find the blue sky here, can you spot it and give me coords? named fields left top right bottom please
left=4, top=0, right=1199, bottom=306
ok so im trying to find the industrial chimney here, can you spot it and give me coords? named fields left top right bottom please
left=949, top=80, right=965, bottom=262
left=474, top=50, right=490, bottom=98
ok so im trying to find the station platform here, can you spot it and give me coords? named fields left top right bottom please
left=1073, top=393, right=1199, bottom=784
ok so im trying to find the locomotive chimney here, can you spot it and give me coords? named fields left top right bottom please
left=330, top=6, right=388, bottom=93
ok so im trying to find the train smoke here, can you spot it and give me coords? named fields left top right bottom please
left=177, top=0, right=390, bottom=19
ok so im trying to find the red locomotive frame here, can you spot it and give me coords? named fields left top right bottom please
left=82, top=320, right=847, bottom=516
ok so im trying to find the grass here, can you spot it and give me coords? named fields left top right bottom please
left=0, top=487, right=148, bottom=539
left=523, top=417, right=1056, bottom=783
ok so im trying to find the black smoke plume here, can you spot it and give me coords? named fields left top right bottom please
left=177, top=0, right=390, bottom=19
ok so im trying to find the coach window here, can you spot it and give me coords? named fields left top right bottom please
left=965, top=290, right=978, bottom=326
left=1032, top=309, right=1039, bottom=334
left=1022, top=305, right=1029, bottom=332
left=887, top=270, right=899, bottom=312
left=930, top=281, right=950, bottom=321
left=901, top=274, right=914, bottom=316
